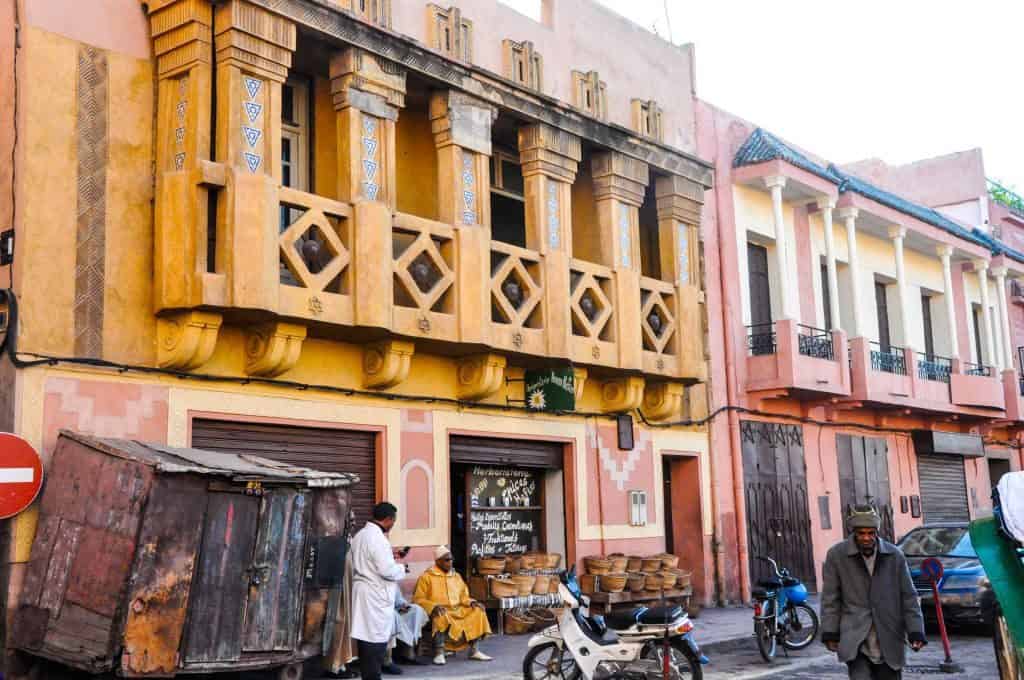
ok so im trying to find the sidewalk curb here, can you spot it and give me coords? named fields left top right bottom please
left=708, top=652, right=834, bottom=679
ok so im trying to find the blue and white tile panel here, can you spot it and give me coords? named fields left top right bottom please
left=173, top=76, right=188, bottom=171
left=461, top=151, right=476, bottom=225
left=677, top=222, right=690, bottom=285
left=547, top=182, right=560, bottom=249
left=619, top=203, right=631, bottom=268
left=361, top=114, right=380, bottom=201
left=241, top=75, right=263, bottom=173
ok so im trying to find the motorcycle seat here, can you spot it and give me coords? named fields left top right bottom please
left=751, top=587, right=771, bottom=600
left=758, top=578, right=783, bottom=589
left=603, top=610, right=642, bottom=631
left=781, top=576, right=800, bottom=588
left=638, top=605, right=684, bottom=625
left=574, top=610, right=619, bottom=646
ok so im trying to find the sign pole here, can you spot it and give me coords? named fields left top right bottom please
left=921, top=556, right=962, bottom=674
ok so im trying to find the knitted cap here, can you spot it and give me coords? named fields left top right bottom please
left=848, top=504, right=881, bottom=530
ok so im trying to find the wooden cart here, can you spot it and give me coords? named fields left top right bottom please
left=971, top=515, right=1024, bottom=679
left=12, top=431, right=358, bottom=678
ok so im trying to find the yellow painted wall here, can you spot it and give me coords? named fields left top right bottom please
left=395, top=102, right=438, bottom=221
left=313, top=76, right=338, bottom=200
left=571, top=156, right=600, bottom=263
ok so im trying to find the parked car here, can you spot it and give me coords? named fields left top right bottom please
left=898, top=523, right=996, bottom=627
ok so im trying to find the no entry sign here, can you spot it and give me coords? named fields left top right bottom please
left=0, top=433, right=43, bottom=519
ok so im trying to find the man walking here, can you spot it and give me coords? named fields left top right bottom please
left=350, top=502, right=407, bottom=680
left=821, top=505, right=927, bottom=679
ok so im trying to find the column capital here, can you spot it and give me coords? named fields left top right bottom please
left=330, top=47, right=407, bottom=119
left=991, top=265, right=1009, bottom=279
left=214, top=0, right=296, bottom=83
left=837, top=206, right=859, bottom=221
left=936, top=244, right=955, bottom=259
left=887, top=225, right=907, bottom=240
left=591, top=150, right=649, bottom=206
left=972, top=257, right=991, bottom=273
left=764, top=175, right=787, bottom=191
left=429, top=90, right=497, bottom=155
left=518, top=123, right=581, bottom=182
left=655, top=174, right=704, bottom=225
left=146, top=0, right=213, bottom=78
left=816, top=195, right=837, bottom=211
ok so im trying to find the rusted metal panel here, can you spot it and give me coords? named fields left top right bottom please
left=20, top=514, right=60, bottom=606
left=38, top=519, right=83, bottom=616
left=183, top=492, right=259, bottom=664
left=243, top=490, right=310, bottom=652
left=40, top=602, right=115, bottom=672
left=65, top=526, right=136, bottom=618
left=85, top=453, right=152, bottom=538
left=121, top=475, right=208, bottom=677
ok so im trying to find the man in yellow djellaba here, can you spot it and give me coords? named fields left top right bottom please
left=412, top=546, right=493, bottom=665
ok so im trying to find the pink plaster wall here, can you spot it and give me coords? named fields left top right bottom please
left=585, top=424, right=656, bottom=528
left=40, top=377, right=169, bottom=463
left=400, top=409, right=435, bottom=531
left=964, top=455, right=993, bottom=519
left=24, top=0, right=151, bottom=60
left=387, top=0, right=697, bottom=153
left=953, top=263, right=972, bottom=363
left=840, top=149, right=987, bottom=210
left=794, top=205, right=816, bottom=325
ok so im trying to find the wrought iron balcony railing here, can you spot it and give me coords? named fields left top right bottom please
left=870, top=342, right=907, bottom=375
left=797, top=325, right=835, bottom=361
left=747, top=322, right=776, bottom=357
left=916, top=353, right=952, bottom=383
left=963, top=362, right=993, bottom=377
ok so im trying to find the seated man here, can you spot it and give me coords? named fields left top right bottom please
left=386, top=589, right=429, bottom=670
left=412, top=546, right=492, bottom=665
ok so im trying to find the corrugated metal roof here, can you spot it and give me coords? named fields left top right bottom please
left=732, top=128, right=1024, bottom=265
left=61, top=430, right=358, bottom=487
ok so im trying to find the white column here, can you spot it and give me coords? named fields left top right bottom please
left=937, top=245, right=960, bottom=359
left=766, top=175, right=797, bottom=320
left=993, top=266, right=1014, bottom=370
left=889, top=226, right=912, bottom=349
left=974, top=259, right=996, bottom=368
left=818, top=196, right=840, bottom=330
left=839, top=207, right=864, bottom=337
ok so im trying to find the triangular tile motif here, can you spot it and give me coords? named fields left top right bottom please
left=174, top=152, right=186, bottom=171
left=361, top=137, right=378, bottom=158
left=242, top=126, right=262, bottom=148
left=463, top=190, right=475, bottom=209
left=362, top=159, right=378, bottom=182
left=244, top=101, right=262, bottom=123
left=463, top=211, right=476, bottom=225
left=243, top=151, right=262, bottom=173
left=362, top=116, right=377, bottom=136
left=363, top=182, right=380, bottom=201
left=462, top=170, right=474, bottom=187
left=243, top=76, right=262, bottom=100
left=176, top=101, right=187, bottom=121
left=174, top=127, right=185, bottom=144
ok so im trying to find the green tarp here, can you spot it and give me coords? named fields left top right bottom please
left=970, top=517, right=1024, bottom=653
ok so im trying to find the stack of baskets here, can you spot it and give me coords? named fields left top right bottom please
left=583, top=553, right=693, bottom=595
left=476, top=553, right=563, bottom=599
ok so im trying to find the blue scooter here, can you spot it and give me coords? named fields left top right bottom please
left=751, top=556, right=820, bottom=662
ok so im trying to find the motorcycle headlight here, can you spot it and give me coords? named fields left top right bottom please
left=940, top=574, right=983, bottom=590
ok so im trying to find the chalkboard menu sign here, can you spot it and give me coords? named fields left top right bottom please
left=467, top=465, right=542, bottom=558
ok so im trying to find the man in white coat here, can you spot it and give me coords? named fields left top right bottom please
left=350, top=502, right=407, bottom=680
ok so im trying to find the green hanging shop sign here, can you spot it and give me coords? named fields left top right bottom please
left=524, top=367, right=576, bottom=412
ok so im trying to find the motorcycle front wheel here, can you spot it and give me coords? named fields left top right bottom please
left=523, top=642, right=581, bottom=680
left=780, top=603, right=820, bottom=650
left=641, top=640, right=703, bottom=680
left=755, top=618, right=777, bottom=662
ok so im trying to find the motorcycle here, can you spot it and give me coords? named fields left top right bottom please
left=523, top=566, right=707, bottom=680
left=751, top=555, right=820, bottom=662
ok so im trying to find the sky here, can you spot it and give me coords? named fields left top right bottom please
left=503, top=0, right=1024, bottom=196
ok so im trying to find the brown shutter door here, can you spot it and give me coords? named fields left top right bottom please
left=191, top=419, right=377, bottom=527
left=450, top=436, right=563, bottom=469
left=916, top=453, right=970, bottom=524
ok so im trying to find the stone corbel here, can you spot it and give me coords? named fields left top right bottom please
left=642, top=382, right=684, bottom=422
left=429, top=90, right=497, bottom=155
left=157, top=311, right=223, bottom=370
left=591, top=151, right=649, bottom=207
left=456, top=353, right=507, bottom=401
left=600, top=376, right=645, bottom=413
left=572, top=367, right=588, bottom=402
left=244, top=322, right=307, bottom=377
left=330, top=47, right=407, bottom=118
left=363, top=339, right=416, bottom=389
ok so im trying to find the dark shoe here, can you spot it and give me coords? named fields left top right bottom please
left=381, top=663, right=404, bottom=675
left=395, top=656, right=427, bottom=666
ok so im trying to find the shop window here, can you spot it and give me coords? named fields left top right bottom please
left=638, top=177, right=661, bottom=280
left=427, top=4, right=473, bottom=62
left=503, top=39, right=543, bottom=91
left=631, top=99, right=663, bottom=142
left=572, top=70, right=607, bottom=120
left=490, top=147, right=526, bottom=247
left=347, top=0, right=392, bottom=28
left=629, top=490, right=648, bottom=527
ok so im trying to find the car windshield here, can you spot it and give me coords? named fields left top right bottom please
left=899, top=526, right=976, bottom=557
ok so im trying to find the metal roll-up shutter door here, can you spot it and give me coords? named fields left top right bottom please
left=191, top=419, right=377, bottom=526
left=450, top=436, right=563, bottom=469
left=916, top=453, right=969, bottom=524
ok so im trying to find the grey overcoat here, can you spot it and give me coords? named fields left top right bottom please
left=819, top=535, right=926, bottom=670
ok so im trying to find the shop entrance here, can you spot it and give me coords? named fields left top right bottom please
left=448, top=436, right=566, bottom=576
left=663, top=455, right=706, bottom=604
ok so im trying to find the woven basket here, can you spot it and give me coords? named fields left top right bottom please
left=549, top=576, right=560, bottom=594
left=675, top=570, right=692, bottom=590
left=512, top=574, right=535, bottom=595
left=544, top=553, right=562, bottom=569
left=533, top=574, right=554, bottom=595
left=490, top=578, right=519, bottom=598
left=644, top=573, right=664, bottom=591
left=659, top=553, right=680, bottom=569
left=520, top=554, right=538, bottom=569
left=626, top=556, right=644, bottom=572
left=608, top=556, right=628, bottom=573
left=584, top=556, right=613, bottom=575
left=626, top=572, right=646, bottom=593
left=477, top=557, right=506, bottom=576
left=659, top=570, right=678, bottom=589
left=531, top=608, right=557, bottom=631
left=504, top=611, right=533, bottom=635
left=505, top=555, right=523, bottom=573
left=641, top=557, right=662, bottom=573
left=601, top=573, right=628, bottom=593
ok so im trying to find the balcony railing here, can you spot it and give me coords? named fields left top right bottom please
left=747, top=323, right=776, bottom=357
left=797, top=325, right=835, bottom=361
left=870, top=342, right=907, bottom=375
left=963, top=362, right=993, bottom=377
left=917, top=353, right=952, bottom=383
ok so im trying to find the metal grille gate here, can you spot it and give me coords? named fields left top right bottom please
left=741, top=421, right=816, bottom=590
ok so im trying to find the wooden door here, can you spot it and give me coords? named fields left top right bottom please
left=243, top=489, right=311, bottom=652
left=821, top=263, right=832, bottom=331
left=921, top=295, right=935, bottom=358
left=184, top=492, right=260, bottom=664
left=747, top=244, right=772, bottom=327
left=875, top=282, right=891, bottom=351
left=740, top=421, right=815, bottom=590
left=836, top=435, right=895, bottom=541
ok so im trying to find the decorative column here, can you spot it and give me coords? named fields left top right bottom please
left=147, top=0, right=217, bottom=311
left=591, top=151, right=650, bottom=370
left=518, top=123, right=582, bottom=359
left=889, top=226, right=912, bottom=349
left=937, top=245, right=960, bottom=359
left=330, top=47, right=406, bottom=329
left=656, top=174, right=706, bottom=381
left=213, top=0, right=296, bottom=311
left=765, top=176, right=797, bottom=320
left=975, top=259, right=997, bottom=368
left=818, top=197, right=841, bottom=331
left=993, top=266, right=1014, bottom=370
left=839, top=207, right=865, bottom=337
left=430, top=91, right=497, bottom=345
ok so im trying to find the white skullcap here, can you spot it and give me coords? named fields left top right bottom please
left=435, top=545, right=452, bottom=560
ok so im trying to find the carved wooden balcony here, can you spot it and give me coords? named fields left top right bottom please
left=489, top=241, right=545, bottom=355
